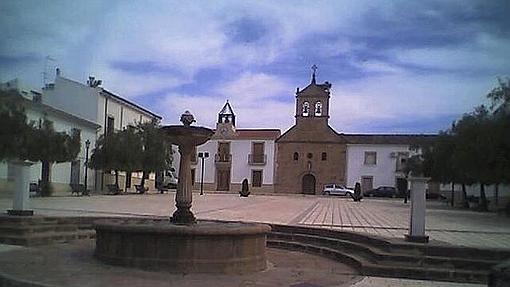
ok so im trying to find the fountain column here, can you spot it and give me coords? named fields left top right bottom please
left=171, top=144, right=195, bottom=224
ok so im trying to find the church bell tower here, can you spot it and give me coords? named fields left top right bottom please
left=295, top=65, right=331, bottom=128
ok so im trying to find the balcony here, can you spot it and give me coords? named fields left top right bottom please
left=248, top=154, right=267, bottom=165
left=215, top=153, right=232, bottom=165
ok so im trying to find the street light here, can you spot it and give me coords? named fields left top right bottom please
left=198, top=151, right=209, bottom=195
left=84, top=139, right=90, bottom=190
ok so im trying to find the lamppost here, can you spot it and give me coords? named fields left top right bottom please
left=84, top=139, right=90, bottom=190
left=198, top=152, right=209, bottom=195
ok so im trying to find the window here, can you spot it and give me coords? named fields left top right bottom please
left=293, top=152, right=299, bottom=160
left=364, top=151, right=377, bottom=165
left=315, top=101, right=322, bottom=116
left=307, top=153, right=313, bottom=159
left=107, top=116, right=115, bottom=134
left=302, top=101, right=310, bottom=116
left=251, top=142, right=265, bottom=163
left=321, top=152, right=327, bottom=161
left=252, top=170, right=262, bottom=187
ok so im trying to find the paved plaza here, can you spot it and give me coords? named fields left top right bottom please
left=1, top=191, right=509, bottom=249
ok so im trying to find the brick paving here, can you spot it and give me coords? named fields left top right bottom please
left=1, top=192, right=510, bottom=249
left=0, top=192, right=506, bottom=287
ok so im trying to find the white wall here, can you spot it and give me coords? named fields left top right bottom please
left=231, top=140, right=275, bottom=184
left=98, top=96, right=155, bottom=134
left=43, top=76, right=99, bottom=123
left=194, top=141, right=217, bottom=184
left=20, top=104, right=97, bottom=186
left=346, top=144, right=413, bottom=188
left=191, top=139, right=276, bottom=185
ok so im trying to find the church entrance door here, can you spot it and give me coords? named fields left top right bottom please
left=302, top=174, right=316, bottom=195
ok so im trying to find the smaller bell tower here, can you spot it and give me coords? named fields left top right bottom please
left=216, top=100, right=236, bottom=137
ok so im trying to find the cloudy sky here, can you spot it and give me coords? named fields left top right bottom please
left=1, top=1, right=509, bottom=133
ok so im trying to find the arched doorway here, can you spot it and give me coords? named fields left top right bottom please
left=302, top=174, right=316, bottom=195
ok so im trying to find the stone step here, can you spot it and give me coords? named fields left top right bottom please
left=269, top=231, right=499, bottom=271
left=270, top=224, right=394, bottom=252
left=270, top=223, right=510, bottom=262
left=267, top=239, right=488, bottom=284
left=0, top=223, right=79, bottom=236
left=0, top=215, right=59, bottom=225
left=0, top=230, right=95, bottom=246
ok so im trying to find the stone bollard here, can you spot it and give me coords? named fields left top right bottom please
left=240, top=178, right=250, bottom=197
left=405, top=176, right=429, bottom=243
left=7, top=160, right=35, bottom=216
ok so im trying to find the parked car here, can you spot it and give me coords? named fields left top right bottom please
left=163, top=169, right=178, bottom=189
left=363, top=186, right=397, bottom=198
left=323, top=184, right=354, bottom=196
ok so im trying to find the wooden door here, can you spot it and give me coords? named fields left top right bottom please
left=217, top=169, right=230, bottom=191
left=361, top=176, right=373, bottom=192
left=302, top=174, right=316, bottom=195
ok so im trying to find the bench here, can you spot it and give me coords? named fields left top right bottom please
left=135, top=184, right=148, bottom=194
left=29, top=182, right=41, bottom=197
left=70, top=183, right=89, bottom=196
left=106, top=184, right=123, bottom=195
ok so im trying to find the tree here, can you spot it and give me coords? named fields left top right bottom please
left=1, top=90, right=81, bottom=196
left=136, top=119, right=172, bottom=190
left=89, top=131, right=124, bottom=187
left=89, top=120, right=172, bottom=191
left=24, top=120, right=81, bottom=196
left=450, top=106, right=492, bottom=211
left=410, top=79, right=510, bottom=212
left=0, top=90, right=31, bottom=160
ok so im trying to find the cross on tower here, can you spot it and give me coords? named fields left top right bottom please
left=311, top=64, right=317, bottom=84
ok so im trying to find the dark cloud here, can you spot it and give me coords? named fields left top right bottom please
left=110, top=61, right=183, bottom=76
left=225, top=17, right=271, bottom=44
left=0, top=54, right=39, bottom=65
left=357, top=1, right=510, bottom=49
left=343, top=113, right=461, bottom=134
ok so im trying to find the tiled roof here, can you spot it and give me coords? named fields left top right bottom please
left=235, top=129, right=281, bottom=140
left=341, top=134, right=437, bottom=145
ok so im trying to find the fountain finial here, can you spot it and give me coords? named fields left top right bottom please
left=180, top=110, right=196, bottom=126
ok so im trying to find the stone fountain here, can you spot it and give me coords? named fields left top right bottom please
left=94, top=111, right=270, bottom=273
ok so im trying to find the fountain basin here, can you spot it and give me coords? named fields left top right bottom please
left=161, top=125, right=214, bottom=146
left=95, top=219, right=270, bottom=273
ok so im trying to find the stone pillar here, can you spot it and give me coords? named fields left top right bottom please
left=171, top=145, right=195, bottom=224
left=7, top=160, right=35, bottom=216
left=405, top=176, right=429, bottom=243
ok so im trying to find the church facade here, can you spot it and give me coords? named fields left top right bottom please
left=275, top=72, right=348, bottom=194
left=275, top=70, right=435, bottom=195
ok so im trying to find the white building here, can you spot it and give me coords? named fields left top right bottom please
left=177, top=102, right=280, bottom=193
left=343, top=134, right=435, bottom=193
left=0, top=79, right=99, bottom=197
left=42, top=70, right=162, bottom=191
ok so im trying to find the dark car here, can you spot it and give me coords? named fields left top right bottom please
left=363, top=186, right=397, bottom=198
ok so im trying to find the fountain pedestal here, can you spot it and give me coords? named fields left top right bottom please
left=171, top=144, right=195, bottom=224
